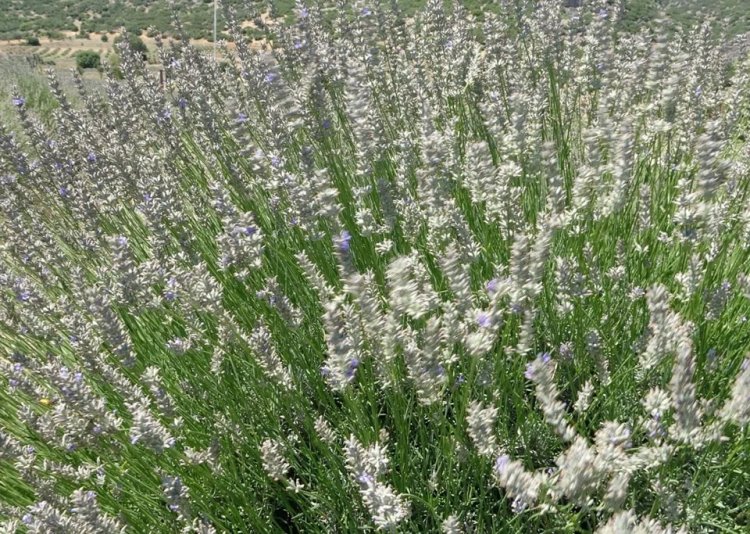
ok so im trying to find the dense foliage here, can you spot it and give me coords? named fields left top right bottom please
left=1, top=0, right=749, bottom=533
left=75, top=50, right=101, bottom=69
left=113, top=34, right=148, bottom=61
left=0, top=0, right=748, bottom=40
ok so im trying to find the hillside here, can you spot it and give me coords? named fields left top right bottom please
left=0, top=0, right=748, bottom=41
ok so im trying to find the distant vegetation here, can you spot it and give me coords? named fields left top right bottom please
left=75, top=49, right=101, bottom=69
left=113, top=33, right=148, bottom=60
left=0, top=0, right=748, bottom=41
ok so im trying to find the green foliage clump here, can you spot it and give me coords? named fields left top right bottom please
left=113, top=34, right=148, bottom=61
left=25, top=36, right=40, bottom=46
left=75, top=50, right=101, bottom=69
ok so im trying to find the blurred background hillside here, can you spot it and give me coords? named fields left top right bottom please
left=0, top=0, right=747, bottom=41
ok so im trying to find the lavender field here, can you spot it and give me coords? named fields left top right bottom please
left=1, top=1, right=749, bottom=532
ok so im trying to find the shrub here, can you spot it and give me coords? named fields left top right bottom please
left=101, top=34, right=109, bottom=42
left=75, top=50, right=100, bottom=69
left=25, top=36, right=41, bottom=46
left=113, top=34, right=148, bottom=61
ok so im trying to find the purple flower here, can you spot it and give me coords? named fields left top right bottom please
left=322, top=118, right=331, bottom=129
left=597, top=8, right=608, bottom=18
left=294, top=40, right=304, bottom=49
left=524, top=363, right=535, bottom=380
left=243, top=225, right=257, bottom=236
left=320, top=365, right=331, bottom=377
left=236, top=112, right=248, bottom=124
left=264, top=72, right=278, bottom=84
left=357, top=472, right=374, bottom=486
left=486, top=278, right=499, bottom=294
left=361, top=7, right=372, bottom=16
left=177, top=97, right=188, bottom=110
left=695, top=86, right=703, bottom=97
left=159, top=108, right=171, bottom=121
left=59, top=186, right=69, bottom=197
left=540, top=352, right=551, bottom=364
left=12, top=96, right=25, bottom=108
left=299, top=7, right=309, bottom=19
left=22, top=514, right=33, bottom=525
left=86, top=152, right=96, bottom=163
left=511, top=496, right=528, bottom=514
left=742, top=359, right=749, bottom=371
left=345, top=358, right=360, bottom=378
left=17, top=290, right=31, bottom=302
left=338, top=230, right=352, bottom=252
left=495, top=454, right=510, bottom=474
left=270, top=156, right=282, bottom=168
left=477, top=312, right=492, bottom=328
left=164, top=290, right=176, bottom=302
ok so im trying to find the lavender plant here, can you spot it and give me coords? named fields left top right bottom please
left=1, top=1, right=749, bottom=532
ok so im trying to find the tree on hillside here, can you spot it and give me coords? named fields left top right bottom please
left=75, top=50, right=101, bottom=70
left=113, top=34, right=148, bottom=61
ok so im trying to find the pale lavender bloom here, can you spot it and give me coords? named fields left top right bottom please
left=486, top=278, right=499, bottom=293
left=495, top=454, right=510, bottom=474
left=338, top=230, right=352, bottom=252
left=236, top=113, right=248, bottom=124
left=358, top=472, right=375, bottom=486
left=345, top=358, right=360, bottom=379
left=524, top=363, right=535, bottom=380
left=476, top=312, right=492, bottom=328
left=12, top=96, right=25, bottom=107
left=511, top=496, right=528, bottom=514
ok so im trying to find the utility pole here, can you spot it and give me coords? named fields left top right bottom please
left=213, top=0, right=218, bottom=62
